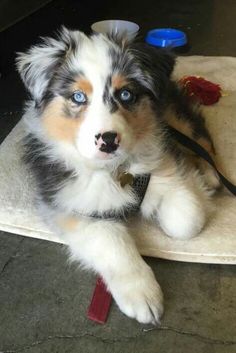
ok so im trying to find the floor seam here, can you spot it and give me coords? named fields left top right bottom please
left=144, top=325, right=236, bottom=346
left=2, top=326, right=236, bottom=352
left=0, top=237, right=24, bottom=278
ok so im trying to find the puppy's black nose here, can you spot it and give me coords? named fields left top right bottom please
left=95, top=131, right=120, bottom=153
left=101, top=131, right=118, bottom=145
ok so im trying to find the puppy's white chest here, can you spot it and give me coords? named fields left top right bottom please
left=55, top=170, right=136, bottom=215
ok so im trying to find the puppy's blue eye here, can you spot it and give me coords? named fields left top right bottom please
left=119, top=89, right=133, bottom=102
left=72, top=91, right=87, bottom=104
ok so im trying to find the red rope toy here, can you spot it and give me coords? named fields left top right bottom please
left=179, top=75, right=222, bottom=105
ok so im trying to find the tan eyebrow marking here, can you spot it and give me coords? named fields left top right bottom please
left=72, top=77, right=93, bottom=96
left=112, top=75, right=129, bottom=90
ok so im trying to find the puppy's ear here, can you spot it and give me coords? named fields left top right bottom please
left=16, top=26, right=85, bottom=102
left=153, top=48, right=175, bottom=78
left=131, top=43, right=175, bottom=77
left=130, top=43, right=175, bottom=98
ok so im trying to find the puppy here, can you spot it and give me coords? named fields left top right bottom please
left=17, top=27, right=216, bottom=324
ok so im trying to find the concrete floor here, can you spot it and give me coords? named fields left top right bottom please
left=1, top=1, right=236, bottom=352
left=1, top=232, right=236, bottom=353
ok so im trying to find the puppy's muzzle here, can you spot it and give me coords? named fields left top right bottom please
left=95, top=131, right=120, bottom=153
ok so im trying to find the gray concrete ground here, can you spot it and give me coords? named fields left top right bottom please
left=1, top=231, right=236, bottom=353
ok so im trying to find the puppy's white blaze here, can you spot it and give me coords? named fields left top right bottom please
left=77, top=100, right=112, bottom=159
left=77, top=122, right=97, bottom=159
left=72, top=39, right=116, bottom=159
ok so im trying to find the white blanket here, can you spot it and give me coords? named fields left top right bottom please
left=1, top=56, right=236, bottom=264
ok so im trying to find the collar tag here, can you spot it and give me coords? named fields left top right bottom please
left=119, top=172, right=134, bottom=187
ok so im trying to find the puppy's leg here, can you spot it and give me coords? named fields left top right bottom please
left=58, top=216, right=163, bottom=324
left=158, top=183, right=206, bottom=239
left=141, top=171, right=208, bottom=240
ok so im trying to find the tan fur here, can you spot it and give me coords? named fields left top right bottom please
left=197, top=137, right=215, bottom=155
left=121, top=98, right=157, bottom=139
left=197, top=159, right=221, bottom=189
left=180, top=147, right=220, bottom=190
left=164, top=108, right=215, bottom=155
left=42, top=97, right=84, bottom=143
left=164, top=108, right=220, bottom=189
left=165, top=111, right=193, bottom=140
left=57, top=216, right=79, bottom=232
left=153, top=155, right=178, bottom=178
left=72, top=77, right=93, bottom=96
left=112, top=75, right=128, bottom=90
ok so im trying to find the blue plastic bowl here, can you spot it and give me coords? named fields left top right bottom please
left=145, top=28, right=187, bottom=48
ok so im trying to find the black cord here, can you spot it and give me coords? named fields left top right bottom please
left=168, top=126, right=236, bottom=196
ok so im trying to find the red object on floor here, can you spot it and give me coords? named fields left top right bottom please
left=87, top=276, right=112, bottom=324
left=179, top=76, right=222, bottom=105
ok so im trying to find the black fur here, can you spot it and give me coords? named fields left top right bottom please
left=103, top=75, right=119, bottom=113
left=169, top=82, right=214, bottom=148
left=23, top=135, right=75, bottom=204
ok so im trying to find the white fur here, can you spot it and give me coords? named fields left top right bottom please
left=141, top=171, right=209, bottom=239
left=58, top=218, right=163, bottom=324
left=53, top=169, right=138, bottom=215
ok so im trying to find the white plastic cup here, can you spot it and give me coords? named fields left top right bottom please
left=91, top=20, right=139, bottom=40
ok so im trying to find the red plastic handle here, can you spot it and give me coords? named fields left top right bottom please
left=87, top=276, right=112, bottom=324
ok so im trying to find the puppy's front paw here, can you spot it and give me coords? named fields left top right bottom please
left=110, top=266, right=164, bottom=324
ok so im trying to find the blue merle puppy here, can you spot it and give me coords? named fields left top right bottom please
left=17, top=27, right=217, bottom=324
